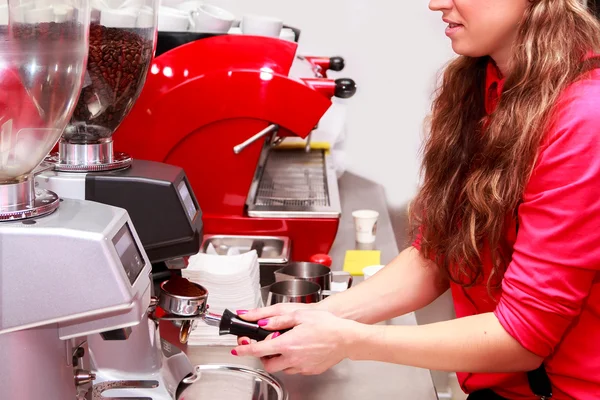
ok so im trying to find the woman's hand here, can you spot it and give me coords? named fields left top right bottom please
left=232, top=309, right=363, bottom=375
left=235, top=303, right=318, bottom=346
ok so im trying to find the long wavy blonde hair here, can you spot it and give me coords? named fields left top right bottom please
left=411, top=0, right=600, bottom=291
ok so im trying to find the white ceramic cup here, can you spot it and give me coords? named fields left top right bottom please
left=136, top=6, right=153, bottom=28
left=190, top=4, right=234, bottom=33
left=176, top=0, right=202, bottom=13
left=352, top=209, right=379, bottom=244
left=90, top=0, right=109, bottom=11
left=53, top=4, right=74, bottom=22
left=120, top=0, right=144, bottom=9
left=104, top=0, right=124, bottom=9
left=362, top=265, right=385, bottom=280
left=158, top=6, right=191, bottom=31
left=10, top=2, right=34, bottom=23
left=33, top=0, right=53, bottom=9
left=160, top=0, right=184, bottom=8
left=279, top=27, right=295, bottom=42
left=159, top=5, right=187, bottom=16
left=25, top=6, right=53, bottom=23
left=0, top=5, right=8, bottom=25
left=100, top=7, right=138, bottom=28
left=241, top=14, right=282, bottom=38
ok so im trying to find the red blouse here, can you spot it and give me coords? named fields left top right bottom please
left=415, top=59, right=600, bottom=399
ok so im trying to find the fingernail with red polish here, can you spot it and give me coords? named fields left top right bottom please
left=236, top=310, right=248, bottom=315
left=242, top=340, right=249, bottom=345
left=272, top=332, right=281, bottom=339
left=231, top=349, right=238, bottom=356
left=258, top=319, right=269, bottom=327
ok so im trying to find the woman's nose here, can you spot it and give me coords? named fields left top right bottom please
left=429, top=0, right=453, bottom=12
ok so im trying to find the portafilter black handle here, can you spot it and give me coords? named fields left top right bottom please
left=219, top=309, right=291, bottom=341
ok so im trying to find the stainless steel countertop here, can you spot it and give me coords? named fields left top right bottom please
left=183, top=172, right=438, bottom=399
left=329, top=172, right=402, bottom=270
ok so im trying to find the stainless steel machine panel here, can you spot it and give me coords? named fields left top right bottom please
left=0, top=198, right=152, bottom=339
left=0, top=326, right=76, bottom=400
left=201, top=235, right=291, bottom=264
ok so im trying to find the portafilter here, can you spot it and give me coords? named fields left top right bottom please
left=152, top=277, right=283, bottom=344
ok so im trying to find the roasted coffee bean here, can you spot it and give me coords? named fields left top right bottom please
left=66, top=23, right=153, bottom=143
left=164, top=277, right=207, bottom=298
left=11, top=21, right=80, bottom=41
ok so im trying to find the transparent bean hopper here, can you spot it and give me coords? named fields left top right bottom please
left=0, top=0, right=87, bottom=218
left=47, top=0, right=157, bottom=171
left=0, top=1, right=153, bottom=400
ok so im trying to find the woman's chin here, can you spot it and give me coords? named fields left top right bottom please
left=451, top=41, right=486, bottom=58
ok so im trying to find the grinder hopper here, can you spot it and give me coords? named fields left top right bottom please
left=0, top=0, right=89, bottom=219
left=48, top=0, right=158, bottom=172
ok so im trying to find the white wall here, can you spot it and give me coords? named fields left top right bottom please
left=209, top=0, right=455, bottom=214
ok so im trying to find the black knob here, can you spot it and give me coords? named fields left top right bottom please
left=74, top=347, right=85, bottom=358
left=334, top=78, right=357, bottom=99
left=329, top=57, right=345, bottom=71
left=72, top=347, right=85, bottom=366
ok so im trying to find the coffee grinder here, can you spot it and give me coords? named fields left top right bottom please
left=31, top=1, right=205, bottom=398
left=0, top=1, right=155, bottom=399
left=35, top=0, right=201, bottom=278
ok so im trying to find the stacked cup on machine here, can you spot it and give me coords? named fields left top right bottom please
left=182, top=245, right=263, bottom=345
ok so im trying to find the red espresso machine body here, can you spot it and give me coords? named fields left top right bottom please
left=114, top=34, right=355, bottom=261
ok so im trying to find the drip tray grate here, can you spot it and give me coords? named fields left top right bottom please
left=247, top=149, right=341, bottom=218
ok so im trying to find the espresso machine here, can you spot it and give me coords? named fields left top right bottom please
left=0, top=1, right=153, bottom=398
left=112, top=33, right=357, bottom=265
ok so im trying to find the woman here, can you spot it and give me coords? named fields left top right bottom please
left=232, top=0, right=600, bottom=398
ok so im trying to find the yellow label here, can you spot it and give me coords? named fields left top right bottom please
left=343, top=250, right=382, bottom=276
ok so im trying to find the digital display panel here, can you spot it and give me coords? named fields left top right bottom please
left=112, top=223, right=145, bottom=285
left=177, top=179, right=198, bottom=221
